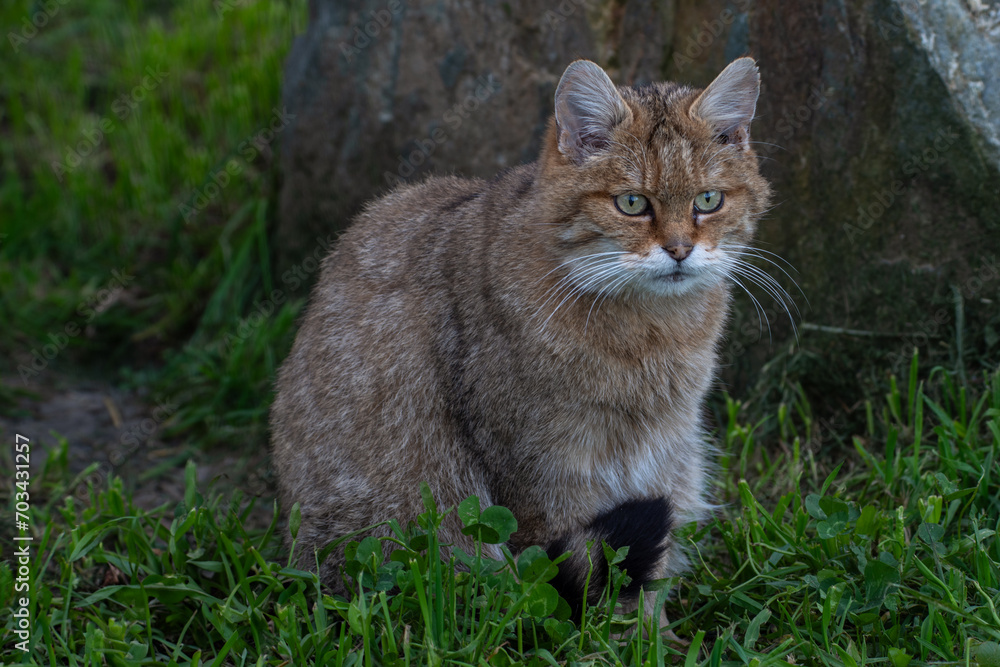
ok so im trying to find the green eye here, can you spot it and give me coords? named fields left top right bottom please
left=693, top=190, right=724, bottom=213
left=614, top=193, right=649, bottom=216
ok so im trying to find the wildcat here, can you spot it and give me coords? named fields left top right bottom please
left=271, top=57, right=772, bottom=620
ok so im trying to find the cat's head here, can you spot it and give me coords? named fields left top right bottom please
left=538, top=57, right=772, bottom=300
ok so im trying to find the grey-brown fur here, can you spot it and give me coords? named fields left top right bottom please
left=271, top=58, right=771, bottom=614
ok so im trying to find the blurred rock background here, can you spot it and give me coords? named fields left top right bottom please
left=2, top=3, right=999, bottom=658
left=1, top=0, right=997, bottom=473
left=279, top=0, right=1000, bottom=414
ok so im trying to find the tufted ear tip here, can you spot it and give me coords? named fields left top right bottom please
left=689, top=57, right=761, bottom=146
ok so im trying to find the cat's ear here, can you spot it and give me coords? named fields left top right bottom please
left=689, top=57, right=760, bottom=147
left=555, top=60, right=632, bottom=164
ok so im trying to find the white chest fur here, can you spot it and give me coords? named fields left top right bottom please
left=547, top=411, right=713, bottom=526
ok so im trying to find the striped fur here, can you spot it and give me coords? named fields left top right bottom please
left=271, top=58, right=772, bottom=618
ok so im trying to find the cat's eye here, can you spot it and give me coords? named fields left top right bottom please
left=614, top=193, right=649, bottom=216
left=693, top=190, right=724, bottom=214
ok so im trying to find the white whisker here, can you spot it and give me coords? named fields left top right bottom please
left=585, top=270, right=633, bottom=333
left=532, top=259, right=616, bottom=320
left=745, top=140, right=787, bottom=153
left=597, top=271, right=638, bottom=319
left=718, top=244, right=809, bottom=303
left=719, top=243, right=797, bottom=273
left=727, top=272, right=769, bottom=342
left=534, top=259, right=622, bottom=320
left=535, top=258, right=628, bottom=332
left=533, top=251, right=628, bottom=286
left=718, top=244, right=807, bottom=305
left=726, top=260, right=797, bottom=312
left=721, top=258, right=800, bottom=341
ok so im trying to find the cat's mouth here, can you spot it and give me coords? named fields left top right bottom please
left=658, top=271, right=691, bottom=283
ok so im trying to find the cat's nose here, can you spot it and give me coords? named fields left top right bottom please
left=663, top=242, right=694, bottom=261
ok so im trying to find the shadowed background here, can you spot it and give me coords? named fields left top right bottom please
left=1, top=2, right=999, bottom=661
left=278, top=0, right=1000, bottom=425
left=0, top=0, right=997, bottom=488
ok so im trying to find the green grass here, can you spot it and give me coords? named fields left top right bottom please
left=0, top=0, right=307, bottom=443
left=2, top=358, right=998, bottom=665
left=2, top=2, right=999, bottom=665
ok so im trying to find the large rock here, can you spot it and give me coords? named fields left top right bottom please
left=279, top=0, right=1000, bottom=411
left=733, top=0, right=999, bottom=400
left=900, top=0, right=1000, bottom=167
left=278, top=0, right=675, bottom=260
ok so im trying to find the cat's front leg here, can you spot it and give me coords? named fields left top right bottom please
left=544, top=497, right=676, bottom=629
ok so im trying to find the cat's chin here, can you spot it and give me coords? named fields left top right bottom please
left=642, top=270, right=718, bottom=297
left=658, top=272, right=690, bottom=283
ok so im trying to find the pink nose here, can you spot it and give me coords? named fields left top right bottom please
left=664, top=243, right=693, bottom=261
